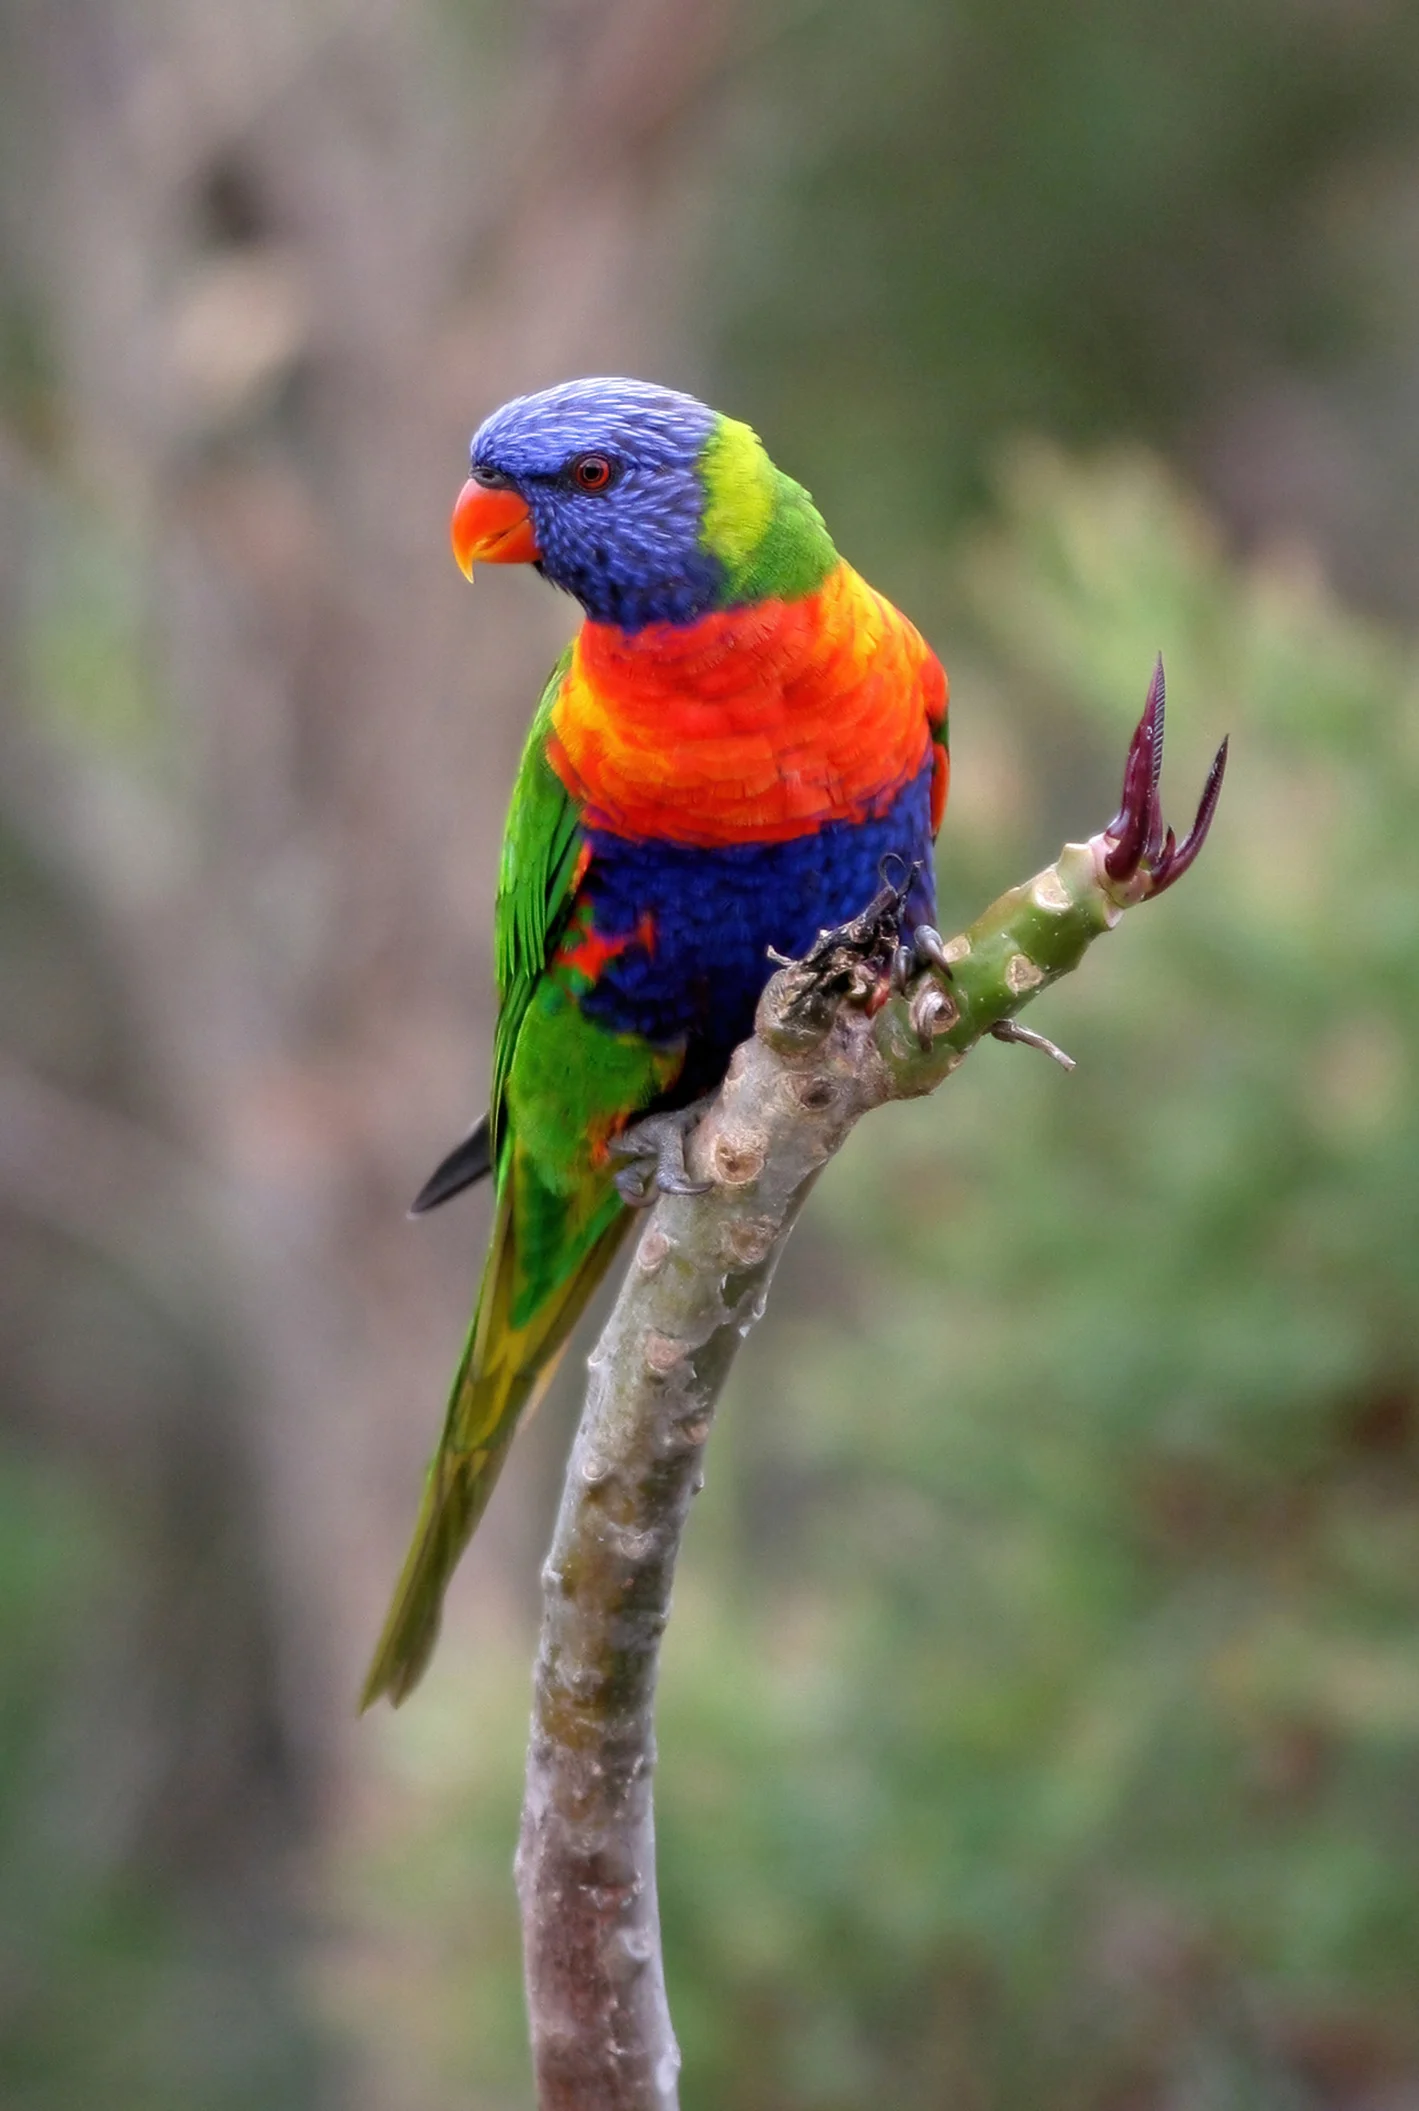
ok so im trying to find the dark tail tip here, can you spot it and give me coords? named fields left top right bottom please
left=409, top=1115, right=493, bottom=1215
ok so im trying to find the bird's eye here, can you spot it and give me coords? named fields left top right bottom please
left=571, top=453, right=615, bottom=492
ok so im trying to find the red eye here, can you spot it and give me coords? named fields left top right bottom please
left=572, top=453, right=614, bottom=491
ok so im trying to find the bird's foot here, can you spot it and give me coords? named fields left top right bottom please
left=609, top=1097, right=716, bottom=1207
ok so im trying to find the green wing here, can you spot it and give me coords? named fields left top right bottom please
left=488, top=645, right=581, bottom=1167
left=362, top=642, right=691, bottom=1709
left=359, top=647, right=598, bottom=1709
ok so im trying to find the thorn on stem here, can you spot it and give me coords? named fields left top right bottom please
left=1102, top=657, right=1228, bottom=898
left=912, top=924, right=955, bottom=979
left=990, top=1018, right=1076, bottom=1071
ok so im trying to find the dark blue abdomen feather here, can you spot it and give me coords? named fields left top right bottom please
left=577, top=763, right=936, bottom=1099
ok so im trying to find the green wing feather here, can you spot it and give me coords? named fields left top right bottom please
left=489, top=646, right=581, bottom=1163
left=361, top=649, right=672, bottom=1710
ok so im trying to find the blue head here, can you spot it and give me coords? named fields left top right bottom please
left=463, top=377, right=725, bottom=629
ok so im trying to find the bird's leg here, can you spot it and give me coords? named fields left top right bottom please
left=609, top=1096, right=717, bottom=1208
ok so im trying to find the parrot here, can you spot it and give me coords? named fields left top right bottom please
left=361, top=377, right=949, bottom=1708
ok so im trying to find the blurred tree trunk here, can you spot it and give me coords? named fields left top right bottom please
left=0, top=0, right=733, bottom=2095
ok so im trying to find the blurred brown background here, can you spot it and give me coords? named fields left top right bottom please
left=3, top=3, right=1419, bottom=2106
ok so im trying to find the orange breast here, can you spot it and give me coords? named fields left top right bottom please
left=546, top=561, right=948, bottom=848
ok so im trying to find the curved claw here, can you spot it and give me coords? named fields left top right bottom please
left=614, top=1161, right=659, bottom=1209
left=1101, top=656, right=1228, bottom=899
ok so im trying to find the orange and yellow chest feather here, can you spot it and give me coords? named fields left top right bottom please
left=545, top=560, right=947, bottom=848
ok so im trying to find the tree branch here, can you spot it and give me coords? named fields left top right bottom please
left=515, top=666, right=1226, bottom=2110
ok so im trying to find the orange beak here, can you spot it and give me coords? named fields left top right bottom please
left=450, top=477, right=541, bottom=577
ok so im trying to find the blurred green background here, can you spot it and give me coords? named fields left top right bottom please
left=3, top=2, right=1419, bottom=2106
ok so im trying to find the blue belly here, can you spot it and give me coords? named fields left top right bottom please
left=575, top=763, right=936, bottom=1093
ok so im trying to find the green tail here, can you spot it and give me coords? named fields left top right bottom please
left=361, top=1184, right=629, bottom=1709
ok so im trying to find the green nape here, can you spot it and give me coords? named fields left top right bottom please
left=699, top=414, right=838, bottom=606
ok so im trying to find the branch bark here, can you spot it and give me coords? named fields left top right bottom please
left=515, top=673, right=1227, bottom=2110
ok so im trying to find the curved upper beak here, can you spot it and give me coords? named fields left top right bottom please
left=450, top=477, right=541, bottom=577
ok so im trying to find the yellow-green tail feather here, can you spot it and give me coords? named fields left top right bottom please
left=360, top=1189, right=629, bottom=1709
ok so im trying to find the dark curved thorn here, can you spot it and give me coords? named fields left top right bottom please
left=1149, top=735, right=1229, bottom=896
left=1148, top=653, right=1166, bottom=797
left=1104, top=661, right=1166, bottom=881
left=1102, top=659, right=1227, bottom=897
left=1144, top=664, right=1169, bottom=864
left=1103, top=741, right=1148, bottom=879
left=1144, top=779, right=1168, bottom=866
left=912, top=923, right=955, bottom=979
left=1153, top=825, right=1177, bottom=885
left=990, top=1018, right=1077, bottom=1071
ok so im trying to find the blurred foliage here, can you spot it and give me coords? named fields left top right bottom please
left=0, top=1438, right=323, bottom=2111
left=7, top=0, right=1419, bottom=2104
left=710, top=0, right=1419, bottom=612
left=0, top=644, right=322, bottom=2107
left=368, top=447, right=1419, bottom=2108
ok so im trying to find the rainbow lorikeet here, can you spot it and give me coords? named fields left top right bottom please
left=362, top=378, right=949, bottom=1707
